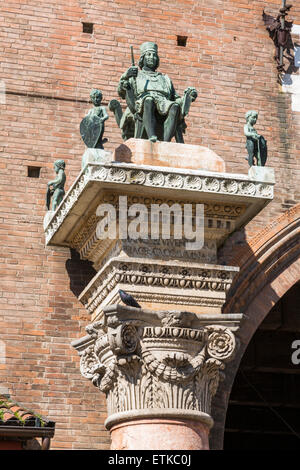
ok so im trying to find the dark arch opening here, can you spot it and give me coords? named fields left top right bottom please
left=224, top=281, right=300, bottom=450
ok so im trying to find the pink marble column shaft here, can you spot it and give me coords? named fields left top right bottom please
left=110, top=418, right=210, bottom=450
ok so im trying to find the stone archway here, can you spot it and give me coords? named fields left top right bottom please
left=210, top=204, right=300, bottom=449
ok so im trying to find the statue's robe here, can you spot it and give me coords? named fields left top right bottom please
left=118, top=69, right=179, bottom=117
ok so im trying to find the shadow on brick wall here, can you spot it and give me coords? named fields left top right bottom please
left=65, top=249, right=96, bottom=297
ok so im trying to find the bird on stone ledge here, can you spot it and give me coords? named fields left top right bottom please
left=118, top=289, right=141, bottom=308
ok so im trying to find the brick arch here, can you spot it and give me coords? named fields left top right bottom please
left=224, top=203, right=300, bottom=315
left=210, top=204, right=300, bottom=449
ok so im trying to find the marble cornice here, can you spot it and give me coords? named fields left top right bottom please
left=44, top=162, right=275, bottom=248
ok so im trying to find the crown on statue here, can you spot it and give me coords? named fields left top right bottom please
left=140, top=41, right=158, bottom=55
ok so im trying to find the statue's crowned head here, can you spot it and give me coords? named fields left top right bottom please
left=138, top=41, right=159, bottom=70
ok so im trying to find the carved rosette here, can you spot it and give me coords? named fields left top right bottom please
left=72, top=307, right=240, bottom=429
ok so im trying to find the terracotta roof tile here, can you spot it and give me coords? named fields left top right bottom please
left=0, top=395, right=55, bottom=428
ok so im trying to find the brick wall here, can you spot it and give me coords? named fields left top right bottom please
left=0, top=0, right=299, bottom=449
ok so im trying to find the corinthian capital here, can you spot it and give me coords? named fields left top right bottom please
left=72, top=305, right=241, bottom=433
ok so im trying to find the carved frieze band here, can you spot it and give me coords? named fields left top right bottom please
left=69, top=192, right=245, bottom=260
left=79, top=260, right=237, bottom=314
left=73, top=310, right=239, bottom=419
left=109, top=292, right=224, bottom=310
left=45, top=163, right=274, bottom=245
left=90, top=165, right=273, bottom=200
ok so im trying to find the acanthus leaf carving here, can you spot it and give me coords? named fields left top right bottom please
left=73, top=311, right=240, bottom=420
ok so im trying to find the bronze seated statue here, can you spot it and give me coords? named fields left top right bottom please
left=109, top=42, right=197, bottom=143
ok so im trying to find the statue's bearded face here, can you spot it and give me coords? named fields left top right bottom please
left=143, top=51, right=159, bottom=70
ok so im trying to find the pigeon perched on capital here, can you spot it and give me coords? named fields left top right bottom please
left=118, top=289, right=141, bottom=308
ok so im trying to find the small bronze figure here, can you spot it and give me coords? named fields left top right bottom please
left=244, top=111, right=267, bottom=167
left=80, top=89, right=109, bottom=149
left=110, top=42, right=197, bottom=143
left=46, top=160, right=66, bottom=211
